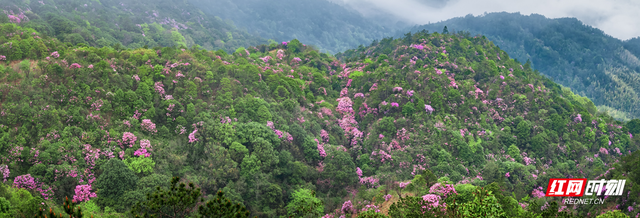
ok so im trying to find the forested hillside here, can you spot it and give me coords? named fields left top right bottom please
left=0, top=0, right=267, bottom=53
left=188, top=0, right=399, bottom=54
left=0, top=20, right=639, bottom=217
left=404, top=12, right=640, bottom=121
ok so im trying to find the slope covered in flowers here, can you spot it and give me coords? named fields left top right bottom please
left=0, top=23, right=638, bottom=217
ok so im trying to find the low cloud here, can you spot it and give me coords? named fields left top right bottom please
left=332, top=0, right=640, bottom=40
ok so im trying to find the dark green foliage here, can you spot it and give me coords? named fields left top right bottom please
left=94, top=158, right=139, bottom=212
left=131, top=177, right=201, bottom=217
left=198, top=191, right=253, bottom=218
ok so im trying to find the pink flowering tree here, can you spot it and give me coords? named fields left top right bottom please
left=141, top=119, right=157, bottom=134
left=0, top=165, right=8, bottom=182
left=73, top=184, right=97, bottom=202
left=122, top=132, right=137, bottom=147
left=14, top=174, right=37, bottom=189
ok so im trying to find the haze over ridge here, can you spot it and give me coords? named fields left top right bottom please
left=331, top=0, right=640, bottom=40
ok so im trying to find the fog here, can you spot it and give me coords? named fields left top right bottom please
left=330, top=0, right=640, bottom=40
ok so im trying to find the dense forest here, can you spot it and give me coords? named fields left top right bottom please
left=0, top=0, right=268, bottom=53
left=0, top=14, right=639, bottom=217
left=404, top=12, right=640, bottom=121
left=187, top=0, right=401, bottom=54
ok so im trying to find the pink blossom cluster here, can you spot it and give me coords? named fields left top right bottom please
left=321, top=129, right=330, bottom=143
left=391, top=102, right=399, bottom=107
left=359, top=176, right=379, bottom=188
left=341, top=200, right=353, bottom=214
left=132, top=75, right=140, bottom=81
left=532, top=187, right=545, bottom=198
left=397, top=128, right=409, bottom=141
left=599, top=147, right=609, bottom=155
left=369, top=83, right=378, bottom=91
left=407, top=90, right=414, bottom=97
left=122, top=132, right=137, bottom=147
left=167, top=104, right=175, bottom=112
left=371, top=150, right=392, bottom=163
left=133, top=139, right=151, bottom=157
left=399, top=181, right=411, bottom=188
left=14, top=174, right=37, bottom=189
left=51, top=51, right=60, bottom=58
left=284, top=132, right=293, bottom=142
left=361, top=204, right=381, bottom=213
left=315, top=138, right=327, bottom=158
left=356, top=167, right=363, bottom=177
left=141, top=119, right=157, bottom=133
left=73, top=184, right=97, bottom=202
left=424, top=104, right=434, bottom=114
left=411, top=44, right=424, bottom=50
left=393, top=87, right=403, bottom=92
left=70, top=63, right=82, bottom=69
left=221, top=116, right=232, bottom=124
left=523, top=156, right=536, bottom=166
left=435, top=68, right=443, bottom=74
left=188, top=128, right=199, bottom=143
left=429, top=183, right=458, bottom=198
left=0, top=55, right=5, bottom=61
left=0, top=165, right=9, bottom=182
left=154, top=82, right=165, bottom=95
left=340, top=88, right=349, bottom=97
left=292, top=57, right=302, bottom=63
left=422, top=194, right=442, bottom=209
left=354, top=93, right=365, bottom=98
left=90, top=99, right=103, bottom=111
left=277, top=50, right=285, bottom=59
left=384, top=194, right=392, bottom=201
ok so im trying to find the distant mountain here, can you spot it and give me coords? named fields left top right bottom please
left=189, top=0, right=401, bottom=54
left=0, top=0, right=267, bottom=52
left=404, top=12, right=640, bottom=120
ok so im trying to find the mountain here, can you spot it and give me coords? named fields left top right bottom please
left=188, top=0, right=402, bottom=54
left=403, top=12, right=640, bottom=121
left=0, top=0, right=267, bottom=52
left=0, top=20, right=639, bottom=217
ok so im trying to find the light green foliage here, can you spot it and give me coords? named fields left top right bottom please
left=596, top=210, right=629, bottom=218
left=457, top=187, right=505, bottom=218
left=285, top=188, right=323, bottom=218
left=124, top=156, right=156, bottom=174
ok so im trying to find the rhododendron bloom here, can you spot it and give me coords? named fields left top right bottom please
left=356, top=167, right=363, bottom=177
left=188, top=129, right=198, bottom=143
left=320, top=129, right=329, bottom=142
left=70, top=63, right=82, bottom=69
left=500, top=75, right=505, bottom=80
left=132, top=75, right=140, bottom=81
left=14, top=174, right=37, bottom=189
left=122, top=132, right=137, bottom=147
left=341, top=200, right=353, bottom=214
left=0, top=165, right=8, bottom=182
left=315, top=139, right=327, bottom=158
left=51, top=51, right=60, bottom=58
left=424, top=105, right=434, bottom=114
left=141, top=119, right=157, bottom=133
left=391, top=102, right=399, bottom=107
left=73, top=184, right=97, bottom=202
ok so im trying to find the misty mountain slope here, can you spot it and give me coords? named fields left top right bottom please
left=189, top=0, right=398, bottom=54
left=404, top=12, right=640, bottom=121
left=0, top=0, right=267, bottom=52
left=1, top=20, right=639, bottom=217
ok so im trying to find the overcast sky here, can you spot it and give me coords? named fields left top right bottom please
left=330, top=0, right=640, bottom=40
